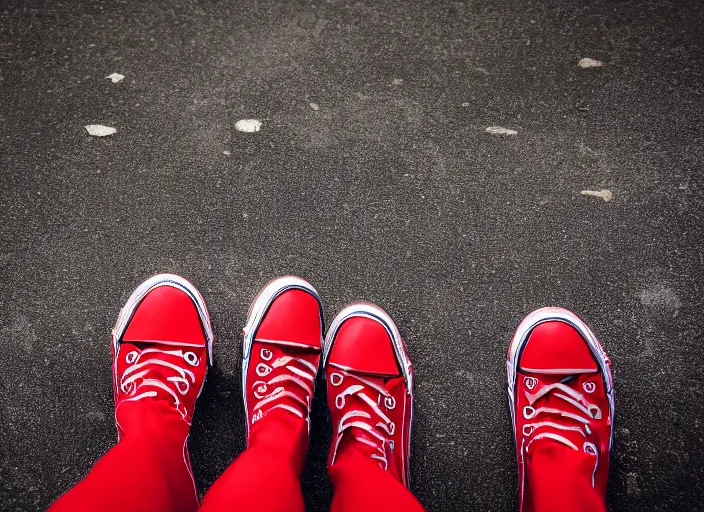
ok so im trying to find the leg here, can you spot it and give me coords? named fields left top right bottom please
left=200, top=412, right=306, bottom=512
left=49, top=274, right=214, bottom=512
left=50, top=402, right=199, bottom=512
left=201, top=277, right=323, bottom=512
left=507, top=308, right=614, bottom=512
left=324, top=303, right=426, bottom=512
left=524, top=444, right=607, bottom=512
left=329, top=444, right=425, bottom=512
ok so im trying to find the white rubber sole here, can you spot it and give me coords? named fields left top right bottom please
left=323, top=302, right=414, bottom=486
left=241, top=276, right=324, bottom=439
left=506, top=307, right=615, bottom=449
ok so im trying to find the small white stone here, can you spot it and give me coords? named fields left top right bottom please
left=223, top=150, right=231, bottom=156
left=461, top=102, right=470, bottom=107
left=578, top=58, right=603, bottom=69
left=581, top=189, right=613, bottom=202
left=485, top=126, right=517, bottom=136
left=85, top=125, right=116, bottom=137
left=235, top=119, right=262, bottom=133
left=310, top=102, right=320, bottom=111
left=392, top=78, right=403, bottom=85
left=106, top=73, right=125, bottom=83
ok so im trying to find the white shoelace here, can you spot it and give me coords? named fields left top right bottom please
left=521, top=376, right=601, bottom=487
left=119, top=347, right=199, bottom=421
left=329, top=369, right=397, bottom=471
left=250, top=348, right=317, bottom=424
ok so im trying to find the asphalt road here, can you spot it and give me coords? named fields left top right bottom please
left=1, top=1, right=703, bottom=510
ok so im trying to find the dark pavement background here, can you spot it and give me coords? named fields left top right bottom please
left=1, top=0, right=703, bottom=510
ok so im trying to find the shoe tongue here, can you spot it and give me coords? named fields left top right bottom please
left=527, top=434, right=588, bottom=459
left=526, top=436, right=602, bottom=482
left=338, top=426, right=401, bottom=479
left=339, top=370, right=407, bottom=402
left=120, top=341, right=206, bottom=371
left=121, top=338, right=204, bottom=350
left=123, top=340, right=193, bottom=352
left=519, top=369, right=598, bottom=388
left=118, top=341, right=203, bottom=408
left=334, top=366, right=399, bottom=382
left=521, top=366, right=597, bottom=376
left=349, top=371, right=385, bottom=385
left=529, top=414, right=595, bottom=448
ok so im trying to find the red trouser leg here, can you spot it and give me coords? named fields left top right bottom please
left=49, top=401, right=199, bottom=512
left=526, top=445, right=606, bottom=512
left=199, top=412, right=307, bottom=512
left=328, top=445, right=426, bottom=512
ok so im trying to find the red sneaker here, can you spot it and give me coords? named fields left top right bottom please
left=112, top=274, right=214, bottom=437
left=241, top=276, right=324, bottom=445
left=507, top=307, right=615, bottom=511
left=324, top=303, right=414, bottom=486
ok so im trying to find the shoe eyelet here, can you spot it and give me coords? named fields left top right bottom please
left=174, top=380, right=189, bottom=395
left=256, top=363, right=272, bottom=377
left=184, top=352, right=199, bottom=366
left=125, top=351, right=138, bottom=364
left=583, top=442, right=597, bottom=456
left=583, top=381, right=596, bottom=394
left=588, top=404, right=602, bottom=420
left=330, top=372, right=344, bottom=387
left=522, top=424, right=534, bottom=436
left=384, top=396, right=396, bottom=410
left=260, top=348, right=273, bottom=361
left=253, top=380, right=268, bottom=399
left=523, top=406, right=536, bottom=419
left=524, top=377, right=538, bottom=390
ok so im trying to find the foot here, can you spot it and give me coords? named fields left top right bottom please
left=324, top=302, right=414, bottom=486
left=112, top=274, right=214, bottom=437
left=241, top=276, right=324, bottom=445
left=507, top=307, right=614, bottom=511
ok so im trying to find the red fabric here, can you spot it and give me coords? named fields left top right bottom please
left=244, top=288, right=323, bottom=446
left=254, top=289, right=322, bottom=349
left=329, top=317, right=399, bottom=376
left=200, top=411, right=308, bottom=512
left=50, top=406, right=424, bottom=512
left=325, top=315, right=413, bottom=486
left=123, top=286, right=206, bottom=347
left=112, top=340, right=209, bottom=431
left=200, top=410, right=424, bottom=512
left=243, top=343, right=320, bottom=446
left=325, top=372, right=412, bottom=487
left=514, top=369, right=613, bottom=479
left=525, top=442, right=607, bottom=512
left=51, top=282, right=209, bottom=512
left=328, top=443, right=425, bottom=512
left=519, top=322, right=597, bottom=373
left=512, top=318, right=611, bottom=512
left=49, top=400, right=199, bottom=512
